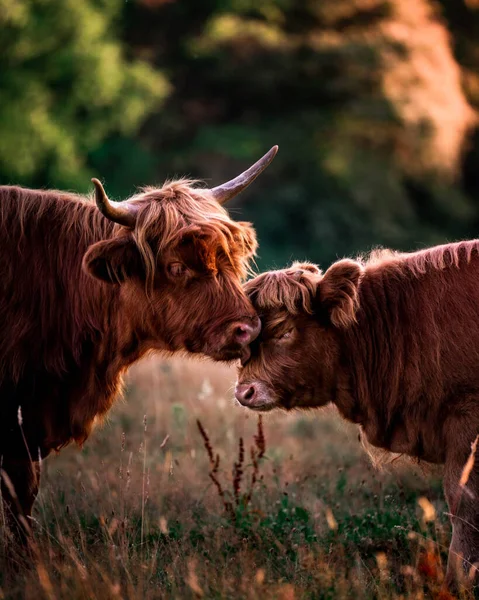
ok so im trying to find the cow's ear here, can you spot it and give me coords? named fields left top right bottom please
left=83, top=238, right=144, bottom=284
left=318, top=259, right=363, bottom=328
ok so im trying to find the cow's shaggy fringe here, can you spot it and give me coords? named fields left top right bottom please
left=245, top=262, right=322, bottom=316
left=130, top=180, right=257, bottom=288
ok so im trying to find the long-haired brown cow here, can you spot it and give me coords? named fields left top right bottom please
left=236, top=243, right=479, bottom=589
left=0, top=146, right=277, bottom=539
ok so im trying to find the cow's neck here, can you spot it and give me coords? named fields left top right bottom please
left=37, top=283, right=165, bottom=454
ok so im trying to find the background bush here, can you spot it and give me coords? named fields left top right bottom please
left=3, top=0, right=479, bottom=269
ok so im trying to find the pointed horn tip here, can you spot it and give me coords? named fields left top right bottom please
left=211, top=144, right=280, bottom=205
left=262, top=145, right=279, bottom=165
left=261, top=145, right=278, bottom=161
left=91, top=177, right=103, bottom=188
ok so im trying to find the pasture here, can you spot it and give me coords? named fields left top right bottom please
left=4, top=1, right=479, bottom=597
left=1, top=357, right=453, bottom=599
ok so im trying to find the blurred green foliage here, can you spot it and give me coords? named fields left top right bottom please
left=1, top=0, right=479, bottom=268
left=0, top=0, right=168, bottom=190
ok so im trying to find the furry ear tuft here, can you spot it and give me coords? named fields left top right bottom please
left=82, top=237, right=143, bottom=284
left=319, top=259, right=363, bottom=328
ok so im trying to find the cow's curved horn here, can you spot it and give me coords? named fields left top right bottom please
left=211, top=145, right=279, bottom=205
left=91, top=178, right=137, bottom=228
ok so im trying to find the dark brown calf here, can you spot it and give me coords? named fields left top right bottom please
left=0, top=147, right=277, bottom=539
left=236, top=243, right=479, bottom=590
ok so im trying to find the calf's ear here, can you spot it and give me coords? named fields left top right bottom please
left=318, top=259, right=363, bottom=328
left=83, top=237, right=144, bottom=284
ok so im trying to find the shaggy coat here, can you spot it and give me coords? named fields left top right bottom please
left=0, top=179, right=259, bottom=535
left=236, top=242, right=479, bottom=588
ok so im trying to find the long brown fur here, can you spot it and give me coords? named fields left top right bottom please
left=0, top=182, right=255, bottom=381
left=0, top=180, right=258, bottom=534
left=238, top=240, right=479, bottom=589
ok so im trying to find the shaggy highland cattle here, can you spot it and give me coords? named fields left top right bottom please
left=0, top=146, right=277, bottom=538
left=236, top=243, right=479, bottom=588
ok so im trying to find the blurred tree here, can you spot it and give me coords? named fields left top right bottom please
left=126, top=0, right=479, bottom=268
left=0, top=0, right=169, bottom=191
left=436, top=0, right=479, bottom=200
left=1, top=0, right=478, bottom=268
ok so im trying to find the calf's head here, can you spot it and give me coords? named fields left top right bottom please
left=82, top=148, right=278, bottom=361
left=235, top=259, right=363, bottom=410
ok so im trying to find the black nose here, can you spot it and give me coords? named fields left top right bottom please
left=235, top=383, right=256, bottom=405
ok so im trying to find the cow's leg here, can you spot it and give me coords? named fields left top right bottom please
left=0, top=457, right=41, bottom=544
left=444, top=444, right=479, bottom=592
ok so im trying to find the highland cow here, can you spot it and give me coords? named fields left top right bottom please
left=0, top=146, right=277, bottom=537
left=236, top=244, right=479, bottom=588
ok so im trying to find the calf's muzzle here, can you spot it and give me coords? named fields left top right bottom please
left=234, top=380, right=277, bottom=411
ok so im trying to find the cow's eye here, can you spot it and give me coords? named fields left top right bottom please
left=168, top=262, right=187, bottom=277
left=276, top=328, right=294, bottom=341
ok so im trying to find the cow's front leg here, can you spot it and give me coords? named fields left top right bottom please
left=0, top=457, right=41, bottom=545
left=444, top=442, right=479, bottom=592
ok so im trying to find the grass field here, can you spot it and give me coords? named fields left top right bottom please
left=0, top=357, right=460, bottom=599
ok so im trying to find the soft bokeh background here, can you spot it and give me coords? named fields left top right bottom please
left=1, top=0, right=478, bottom=597
left=3, top=0, right=479, bottom=269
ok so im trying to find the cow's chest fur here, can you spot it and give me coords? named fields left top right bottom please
left=336, top=382, right=447, bottom=464
left=0, top=355, right=130, bottom=460
left=0, top=324, right=154, bottom=460
left=360, top=412, right=446, bottom=464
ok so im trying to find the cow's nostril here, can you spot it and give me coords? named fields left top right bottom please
left=235, top=325, right=250, bottom=342
left=244, top=386, right=255, bottom=401
left=235, top=383, right=257, bottom=405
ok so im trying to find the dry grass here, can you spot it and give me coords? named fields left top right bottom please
left=0, top=356, right=467, bottom=599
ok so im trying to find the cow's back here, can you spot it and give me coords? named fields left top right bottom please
left=345, top=240, right=479, bottom=460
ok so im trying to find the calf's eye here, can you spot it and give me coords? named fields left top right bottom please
left=168, top=262, right=187, bottom=277
left=278, top=329, right=294, bottom=341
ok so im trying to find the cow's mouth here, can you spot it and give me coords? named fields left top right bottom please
left=185, top=337, right=245, bottom=362
left=204, top=345, right=244, bottom=362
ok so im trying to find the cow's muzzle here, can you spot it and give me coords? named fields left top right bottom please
left=208, top=315, right=261, bottom=361
left=234, top=380, right=277, bottom=411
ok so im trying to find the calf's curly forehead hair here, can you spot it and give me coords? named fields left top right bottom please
left=244, top=258, right=365, bottom=329
left=244, top=262, right=322, bottom=315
